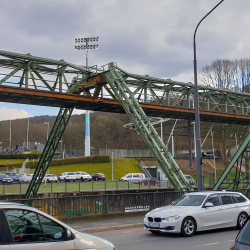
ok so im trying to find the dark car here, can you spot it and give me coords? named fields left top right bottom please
left=0, top=174, right=13, bottom=184
left=91, top=173, right=106, bottom=181
left=231, top=216, right=250, bottom=250
left=139, top=177, right=159, bottom=186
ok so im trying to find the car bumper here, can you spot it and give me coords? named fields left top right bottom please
left=143, top=219, right=182, bottom=233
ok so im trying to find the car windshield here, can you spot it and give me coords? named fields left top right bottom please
left=185, top=176, right=192, bottom=180
left=172, top=195, right=206, bottom=206
left=236, top=220, right=250, bottom=246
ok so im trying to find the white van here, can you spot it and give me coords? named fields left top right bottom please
left=184, top=174, right=195, bottom=185
left=119, top=173, right=145, bottom=183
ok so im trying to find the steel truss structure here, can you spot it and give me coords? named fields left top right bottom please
left=0, top=50, right=250, bottom=196
left=103, top=63, right=193, bottom=192
left=213, top=132, right=250, bottom=191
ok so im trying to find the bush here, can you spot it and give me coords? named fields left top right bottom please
left=0, top=154, right=40, bottom=159
left=0, top=155, right=110, bottom=169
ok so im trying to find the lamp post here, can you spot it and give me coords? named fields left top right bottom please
left=193, top=0, right=224, bottom=191
left=112, top=152, right=114, bottom=181
left=45, top=122, right=49, bottom=140
left=9, top=120, right=11, bottom=151
left=75, top=37, right=99, bottom=157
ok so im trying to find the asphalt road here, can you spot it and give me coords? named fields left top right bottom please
left=93, top=227, right=239, bottom=250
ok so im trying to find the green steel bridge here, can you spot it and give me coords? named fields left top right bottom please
left=0, top=49, right=249, bottom=199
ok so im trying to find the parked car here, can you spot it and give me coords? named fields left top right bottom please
left=91, top=173, right=106, bottom=181
left=144, top=191, right=250, bottom=237
left=5, top=172, right=17, bottom=177
left=13, top=174, right=32, bottom=183
left=184, top=175, right=195, bottom=185
left=0, top=201, right=116, bottom=249
left=231, top=215, right=250, bottom=250
left=59, top=172, right=76, bottom=182
left=44, top=174, right=58, bottom=183
left=0, top=174, right=13, bottom=184
left=74, top=171, right=92, bottom=181
left=119, top=173, right=145, bottom=183
left=140, top=177, right=159, bottom=186
left=57, top=173, right=62, bottom=180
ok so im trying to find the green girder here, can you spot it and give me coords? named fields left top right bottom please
left=213, top=132, right=250, bottom=191
left=24, top=75, right=88, bottom=200
left=103, top=64, right=193, bottom=192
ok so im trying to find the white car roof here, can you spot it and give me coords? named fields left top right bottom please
left=186, top=191, right=245, bottom=196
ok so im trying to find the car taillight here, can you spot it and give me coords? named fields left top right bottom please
left=230, top=246, right=237, bottom=250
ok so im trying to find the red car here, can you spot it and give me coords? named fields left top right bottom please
left=139, top=178, right=159, bottom=186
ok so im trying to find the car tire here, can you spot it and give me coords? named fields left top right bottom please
left=154, top=183, right=158, bottom=186
left=237, top=212, right=248, bottom=229
left=59, top=179, right=61, bottom=182
left=103, top=179, right=105, bottom=181
left=81, top=177, right=84, bottom=182
left=181, top=217, right=196, bottom=237
left=149, top=230, right=160, bottom=234
left=73, top=180, right=75, bottom=182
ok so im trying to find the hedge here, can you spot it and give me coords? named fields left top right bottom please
left=0, top=155, right=110, bottom=169
left=0, top=154, right=40, bottom=159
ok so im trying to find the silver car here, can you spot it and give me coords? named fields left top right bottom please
left=14, top=174, right=32, bottom=183
left=144, top=191, right=250, bottom=236
left=0, top=201, right=116, bottom=249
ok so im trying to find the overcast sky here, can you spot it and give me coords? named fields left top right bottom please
left=0, top=0, right=249, bottom=120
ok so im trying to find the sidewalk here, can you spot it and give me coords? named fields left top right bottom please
left=66, top=213, right=145, bottom=233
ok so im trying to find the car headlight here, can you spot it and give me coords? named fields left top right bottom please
left=162, top=216, right=180, bottom=222
left=103, top=240, right=116, bottom=250
left=144, top=215, right=148, bottom=221
left=108, top=241, right=117, bottom=250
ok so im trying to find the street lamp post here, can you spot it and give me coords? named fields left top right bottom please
left=75, top=37, right=99, bottom=157
left=193, top=0, right=224, bottom=191
left=112, top=152, right=114, bottom=181
left=45, top=122, right=49, bottom=140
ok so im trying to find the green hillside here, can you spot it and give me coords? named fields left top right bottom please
left=48, top=157, right=142, bottom=180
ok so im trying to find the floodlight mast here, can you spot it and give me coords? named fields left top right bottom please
left=75, top=37, right=99, bottom=68
left=74, top=37, right=99, bottom=157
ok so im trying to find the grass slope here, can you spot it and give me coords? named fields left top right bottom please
left=48, top=157, right=142, bottom=180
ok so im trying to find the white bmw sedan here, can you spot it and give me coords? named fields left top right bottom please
left=144, top=191, right=250, bottom=237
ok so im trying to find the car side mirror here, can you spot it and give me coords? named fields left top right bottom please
left=204, top=202, right=214, bottom=208
left=66, top=229, right=72, bottom=238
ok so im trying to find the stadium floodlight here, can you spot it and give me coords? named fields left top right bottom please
left=74, top=37, right=99, bottom=50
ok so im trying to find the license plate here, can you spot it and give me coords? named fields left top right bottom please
left=148, top=223, right=160, bottom=228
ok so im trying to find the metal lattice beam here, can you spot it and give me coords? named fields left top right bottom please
left=103, top=63, right=193, bottom=192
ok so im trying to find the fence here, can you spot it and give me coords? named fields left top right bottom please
left=0, top=180, right=173, bottom=195
left=7, top=191, right=184, bottom=218
left=6, top=189, right=250, bottom=219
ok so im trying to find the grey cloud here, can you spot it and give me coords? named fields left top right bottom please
left=0, top=0, right=250, bottom=83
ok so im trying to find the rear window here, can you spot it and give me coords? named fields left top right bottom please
left=236, top=220, right=250, bottom=246
left=232, top=194, right=246, bottom=203
left=221, top=194, right=232, bottom=205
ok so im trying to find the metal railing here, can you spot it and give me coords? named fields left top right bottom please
left=2, top=188, right=250, bottom=219
left=0, top=180, right=173, bottom=195
left=6, top=191, right=184, bottom=218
